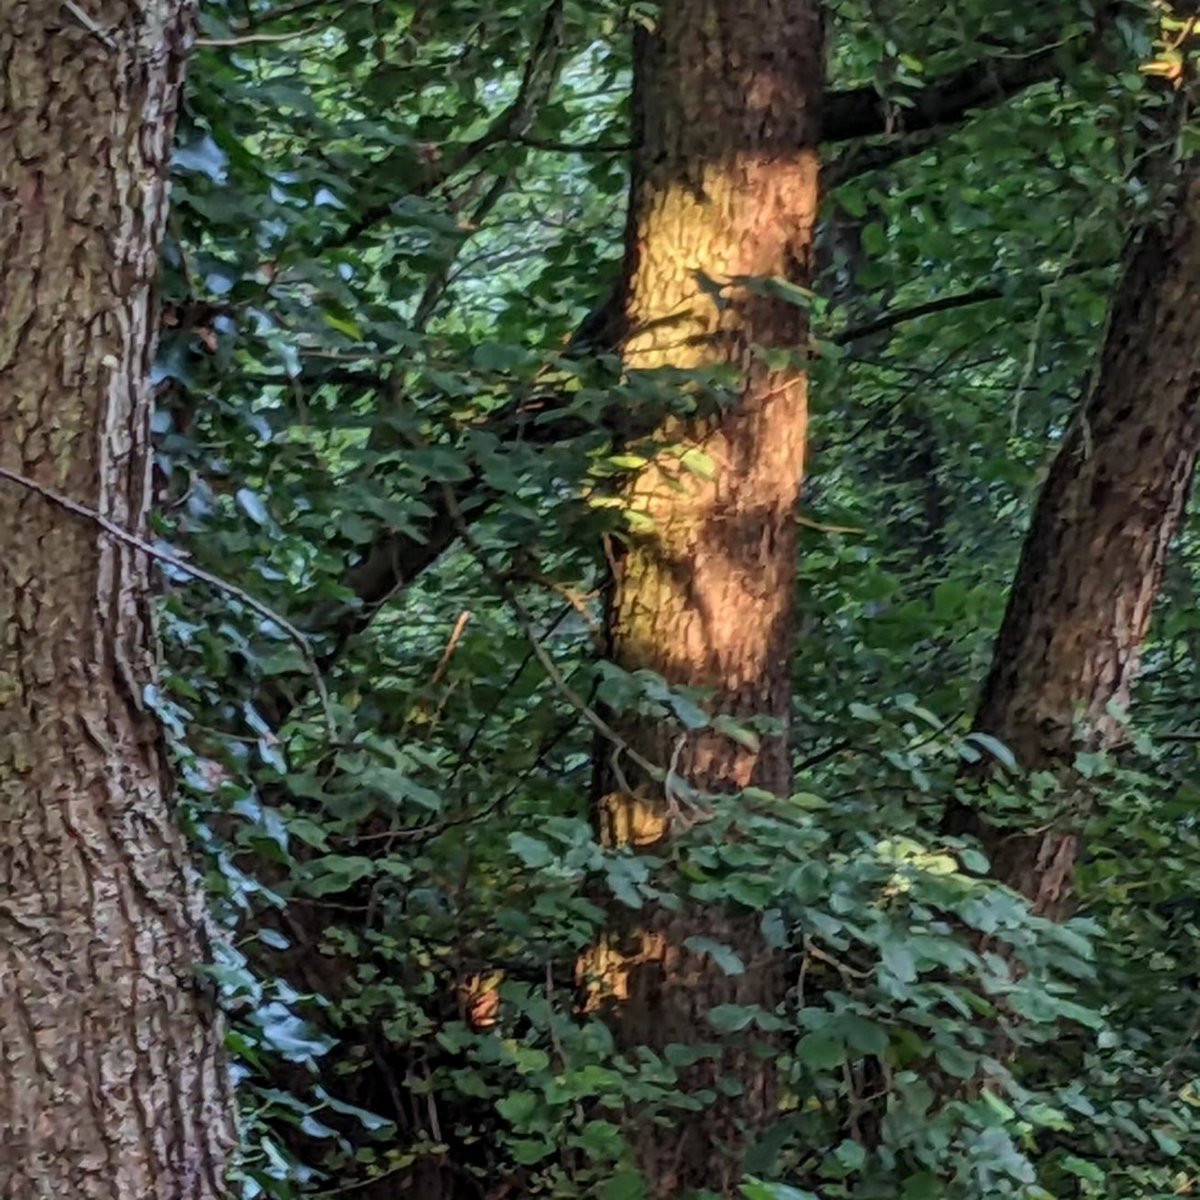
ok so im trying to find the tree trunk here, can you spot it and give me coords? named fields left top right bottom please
left=0, top=5, right=235, bottom=1196
left=579, top=4, right=823, bottom=1194
left=954, top=159, right=1200, bottom=916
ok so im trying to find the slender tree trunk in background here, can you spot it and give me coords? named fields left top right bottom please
left=0, top=5, right=235, bottom=1196
left=954, top=159, right=1200, bottom=916
left=579, top=4, right=823, bottom=1193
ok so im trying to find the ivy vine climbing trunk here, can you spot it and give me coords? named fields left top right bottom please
left=953, top=157, right=1200, bottom=917
left=579, top=3, right=824, bottom=1194
left=0, top=4, right=235, bottom=1197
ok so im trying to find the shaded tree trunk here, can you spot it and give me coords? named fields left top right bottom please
left=578, top=4, right=824, bottom=1194
left=952, top=159, right=1200, bottom=916
left=0, top=4, right=235, bottom=1196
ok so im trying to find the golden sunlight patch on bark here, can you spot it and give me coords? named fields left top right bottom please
left=578, top=927, right=670, bottom=1010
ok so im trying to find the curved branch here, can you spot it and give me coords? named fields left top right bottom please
left=822, top=42, right=1067, bottom=144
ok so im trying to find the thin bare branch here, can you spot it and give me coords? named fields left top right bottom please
left=197, top=25, right=325, bottom=46
left=0, top=465, right=336, bottom=738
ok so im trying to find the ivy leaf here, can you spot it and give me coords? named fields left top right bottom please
left=304, top=855, right=374, bottom=897
left=602, top=1172, right=649, bottom=1200
left=713, top=714, right=760, bottom=751
left=834, top=1013, right=890, bottom=1056
left=881, top=940, right=918, bottom=984
left=679, top=447, right=717, bottom=479
left=236, top=487, right=271, bottom=527
left=741, top=1180, right=819, bottom=1200
left=1060, top=1156, right=1104, bottom=1184
left=797, top=1032, right=846, bottom=1070
left=324, top=311, right=362, bottom=340
left=510, top=833, right=554, bottom=868
left=708, top=1004, right=755, bottom=1033
left=964, top=731, right=1018, bottom=772
left=684, top=936, right=746, bottom=976
left=496, top=1091, right=539, bottom=1126
left=835, top=1139, right=866, bottom=1171
left=902, top=1172, right=943, bottom=1200
left=250, top=1003, right=335, bottom=1063
left=315, top=1088, right=395, bottom=1134
left=933, top=1043, right=977, bottom=1079
left=576, top=1119, right=624, bottom=1160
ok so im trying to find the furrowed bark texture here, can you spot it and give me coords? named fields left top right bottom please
left=963, top=161, right=1200, bottom=916
left=580, top=4, right=823, bottom=1194
left=0, top=5, right=235, bottom=1197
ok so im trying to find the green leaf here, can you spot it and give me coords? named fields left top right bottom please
left=299, top=1113, right=338, bottom=1139
left=713, top=714, right=760, bottom=751
left=236, top=487, right=271, bottom=527
left=510, top=833, right=554, bottom=869
left=760, top=908, right=787, bottom=948
left=741, top=1181, right=819, bottom=1200
left=835, top=1139, right=866, bottom=1171
left=173, top=133, right=228, bottom=182
left=251, top=1004, right=335, bottom=1063
left=1152, top=1129, right=1182, bottom=1156
left=602, top=1171, right=649, bottom=1200
left=959, top=847, right=989, bottom=873
left=881, top=940, right=918, bottom=984
left=1060, top=1156, right=1104, bottom=1184
left=496, top=1090, right=539, bottom=1126
left=797, top=1031, right=846, bottom=1070
left=839, top=185, right=868, bottom=219
left=576, top=1119, right=624, bottom=1161
left=304, top=855, right=374, bottom=897
left=605, top=859, right=645, bottom=909
left=472, top=341, right=529, bottom=371
left=510, top=1138, right=554, bottom=1164
left=834, top=1013, right=890, bottom=1056
left=287, top=817, right=330, bottom=850
left=861, top=222, right=888, bottom=256
left=756, top=275, right=815, bottom=308
left=933, top=1043, right=977, bottom=1079
left=684, top=936, right=746, bottom=976
left=257, top=928, right=289, bottom=951
left=788, top=860, right=828, bottom=903
left=964, top=731, right=1018, bottom=772
left=708, top=1004, right=755, bottom=1033
left=902, top=1172, right=943, bottom=1200
left=679, top=447, right=717, bottom=479
left=323, top=311, right=362, bottom=340
left=743, top=1115, right=803, bottom=1174
left=315, top=1088, right=395, bottom=1134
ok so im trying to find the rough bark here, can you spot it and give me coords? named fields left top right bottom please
left=0, top=5, right=235, bottom=1196
left=954, top=160, right=1200, bottom=916
left=577, top=5, right=823, bottom=1194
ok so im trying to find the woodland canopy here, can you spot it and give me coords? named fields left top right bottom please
left=1, top=2, right=1199, bottom=1199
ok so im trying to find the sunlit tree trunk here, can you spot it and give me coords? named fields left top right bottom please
left=579, top=3, right=824, bottom=1193
left=952, top=159, right=1200, bottom=916
left=0, top=4, right=235, bottom=1195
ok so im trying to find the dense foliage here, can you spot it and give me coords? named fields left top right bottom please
left=147, top=1, right=1200, bottom=1196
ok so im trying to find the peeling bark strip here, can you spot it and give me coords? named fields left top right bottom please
left=579, top=3, right=823, bottom=1194
left=0, top=4, right=235, bottom=1197
left=964, top=160, right=1200, bottom=915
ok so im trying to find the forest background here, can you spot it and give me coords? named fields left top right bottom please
left=2, top=1, right=1200, bottom=1199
